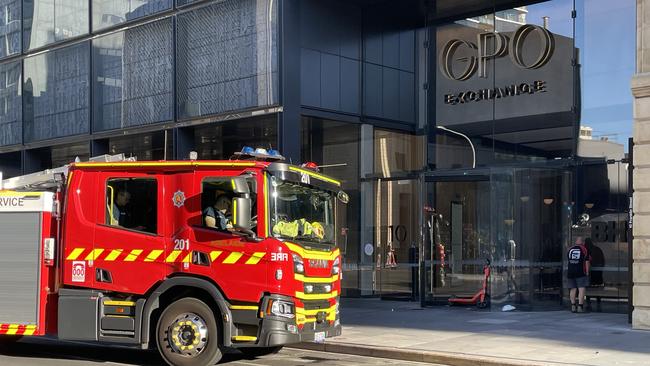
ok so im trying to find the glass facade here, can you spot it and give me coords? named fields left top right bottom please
left=176, top=0, right=278, bottom=120
left=301, top=118, right=361, bottom=295
left=420, top=0, right=635, bottom=311
left=92, top=18, right=173, bottom=131
left=194, top=115, right=277, bottom=159
left=0, top=0, right=20, bottom=59
left=0, top=60, right=21, bottom=146
left=23, top=0, right=89, bottom=50
left=0, top=0, right=279, bottom=151
left=92, top=0, right=172, bottom=31
left=23, top=41, right=90, bottom=142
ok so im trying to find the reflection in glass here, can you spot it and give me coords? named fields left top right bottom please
left=0, top=61, right=21, bottom=146
left=0, top=0, right=21, bottom=58
left=375, top=178, right=421, bottom=300
left=176, top=0, right=204, bottom=6
left=51, top=141, right=89, bottom=167
left=374, top=129, right=425, bottom=177
left=176, top=0, right=278, bottom=119
left=193, top=115, right=277, bottom=160
left=93, top=18, right=173, bottom=132
left=301, top=118, right=360, bottom=293
left=23, top=42, right=90, bottom=142
left=23, top=0, right=88, bottom=50
left=109, top=131, right=166, bottom=161
left=92, top=0, right=172, bottom=31
left=575, top=0, right=635, bottom=149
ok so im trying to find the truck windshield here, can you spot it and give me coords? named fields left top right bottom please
left=270, top=179, right=335, bottom=245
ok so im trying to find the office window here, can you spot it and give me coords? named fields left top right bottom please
left=176, top=0, right=206, bottom=7
left=176, top=0, right=278, bottom=119
left=93, top=18, right=173, bottom=132
left=0, top=60, right=20, bottom=146
left=106, top=177, right=158, bottom=234
left=23, top=42, right=90, bottom=142
left=0, top=0, right=20, bottom=58
left=92, top=0, right=172, bottom=31
left=23, top=0, right=89, bottom=50
left=193, top=115, right=278, bottom=159
left=108, top=131, right=167, bottom=161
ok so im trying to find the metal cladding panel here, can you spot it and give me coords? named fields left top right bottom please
left=0, top=212, right=41, bottom=325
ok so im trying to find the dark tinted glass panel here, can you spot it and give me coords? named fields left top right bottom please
left=24, top=42, right=90, bottom=142
left=93, top=18, right=173, bottom=132
left=176, top=0, right=204, bottom=6
left=109, top=131, right=167, bottom=160
left=23, top=0, right=88, bottom=50
left=0, top=61, right=21, bottom=146
left=301, top=118, right=360, bottom=283
left=177, top=0, right=278, bottom=120
left=51, top=141, right=89, bottom=167
left=0, top=151, right=21, bottom=178
left=92, top=0, right=172, bottom=31
left=193, top=115, right=277, bottom=159
left=0, top=0, right=21, bottom=58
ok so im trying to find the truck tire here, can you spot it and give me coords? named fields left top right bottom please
left=156, top=298, right=222, bottom=366
left=240, top=346, right=283, bottom=358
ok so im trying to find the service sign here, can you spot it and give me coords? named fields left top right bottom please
left=436, top=21, right=575, bottom=130
left=0, top=191, right=55, bottom=212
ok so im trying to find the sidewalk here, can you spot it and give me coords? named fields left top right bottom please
left=291, top=298, right=650, bottom=366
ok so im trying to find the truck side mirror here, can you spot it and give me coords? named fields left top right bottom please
left=232, top=197, right=253, bottom=231
left=337, top=190, right=349, bottom=204
left=231, top=177, right=250, bottom=196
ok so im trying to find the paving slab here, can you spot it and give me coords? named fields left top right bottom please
left=290, top=298, right=650, bottom=366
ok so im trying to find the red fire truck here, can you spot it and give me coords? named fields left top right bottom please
left=0, top=149, right=346, bottom=366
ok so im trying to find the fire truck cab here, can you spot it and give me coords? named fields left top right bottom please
left=0, top=150, right=346, bottom=366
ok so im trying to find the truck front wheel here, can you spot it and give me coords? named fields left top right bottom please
left=156, top=298, right=222, bottom=366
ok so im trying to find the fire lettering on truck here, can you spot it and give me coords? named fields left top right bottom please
left=271, top=253, right=288, bottom=262
left=0, top=197, right=24, bottom=207
left=71, top=261, right=86, bottom=282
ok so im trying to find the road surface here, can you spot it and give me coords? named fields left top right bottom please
left=0, top=337, right=442, bottom=365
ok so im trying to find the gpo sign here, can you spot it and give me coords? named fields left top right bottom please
left=439, top=24, right=555, bottom=81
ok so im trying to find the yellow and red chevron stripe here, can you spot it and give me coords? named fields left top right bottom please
left=66, top=248, right=266, bottom=265
left=0, top=324, right=37, bottom=336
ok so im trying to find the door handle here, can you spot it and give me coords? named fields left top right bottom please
left=192, top=251, right=210, bottom=266
left=96, top=268, right=113, bottom=283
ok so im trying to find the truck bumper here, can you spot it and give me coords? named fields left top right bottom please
left=257, top=317, right=342, bottom=347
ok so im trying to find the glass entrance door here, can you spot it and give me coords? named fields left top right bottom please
left=422, top=176, right=491, bottom=304
left=422, top=168, right=573, bottom=309
left=374, top=178, right=420, bottom=300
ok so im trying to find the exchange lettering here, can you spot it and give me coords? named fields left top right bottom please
left=444, top=80, right=546, bottom=105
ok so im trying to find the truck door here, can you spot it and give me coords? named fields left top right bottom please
left=186, top=172, right=268, bottom=303
left=92, top=173, right=164, bottom=294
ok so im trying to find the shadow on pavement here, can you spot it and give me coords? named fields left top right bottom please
left=0, top=337, right=256, bottom=365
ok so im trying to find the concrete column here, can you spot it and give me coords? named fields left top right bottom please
left=631, top=0, right=650, bottom=330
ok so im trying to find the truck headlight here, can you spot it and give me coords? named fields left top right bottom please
left=292, top=253, right=304, bottom=274
left=268, top=299, right=295, bottom=319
